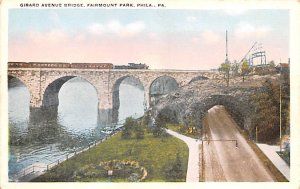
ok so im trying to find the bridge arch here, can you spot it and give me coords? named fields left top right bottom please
left=8, top=74, right=31, bottom=89
left=8, top=74, right=33, bottom=105
left=42, top=75, right=99, bottom=109
left=149, top=75, right=179, bottom=106
left=190, top=95, right=251, bottom=131
left=112, top=75, right=145, bottom=123
left=188, top=76, right=209, bottom=84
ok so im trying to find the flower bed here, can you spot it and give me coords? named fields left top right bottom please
left=73, top=160, right=147, bottom=182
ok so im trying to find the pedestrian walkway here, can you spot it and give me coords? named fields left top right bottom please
left=14, top=163, right=47, bottom=182
left=256, top=143, right=290, bottom=181
left=166, top=129, right=200, bottom=182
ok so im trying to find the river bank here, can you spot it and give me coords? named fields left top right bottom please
left=8, top=78, right=145, bottom=181
left=33, top=131, right=189, bottom=182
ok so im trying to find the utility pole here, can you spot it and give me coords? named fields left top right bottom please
left=225, top=30, right=229, bottom=64
left=201, top=140, right=204, bottom=181
left=256, top=126, right=258, bottom=143
left=279, top=77, right=282, bottom=152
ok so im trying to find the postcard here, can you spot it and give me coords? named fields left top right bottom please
left=1, top=0, right=300, bottom=189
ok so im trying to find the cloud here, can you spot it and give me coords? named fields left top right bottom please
left=200, top=31, right=222, bottom=44
left=87, top=20, right=145, bottom=37
left=27, top=29, right=68, bottom=44
left=87, top=23, right=105, bottom=35
left=107, top=20, right=122, bottom=34
left=234, top=22, right=271, bottom=39
left=186, top=16, right=197, bottom=23
left=125, top=21, right=145, bottom=35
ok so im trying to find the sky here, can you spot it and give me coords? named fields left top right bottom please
left=8, top=9, right=289, bottom=70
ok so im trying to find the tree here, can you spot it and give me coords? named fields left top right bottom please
left=122, top=116, right=147, bottom=139
left=121, top=117, right=137, bottom=139
left=164, top=152, right=184, bottom=181
left=219, top=62, right=231, bottom=87
left=251, top=77, right=290, bottom=142
left=134, top=122, right=145, bottom=139
left=153, top=107, right=178, bottom=137
left=152, top=120, right=165, bottom=137
left=268, top=60, right=275, bottom=67
left=240, top=60, right=250, bottom=82
left=285, top=103, right=290, bottom=135
left=142, top=111, right=151, bottom=128
left=231, top=60, right=240, bottom=76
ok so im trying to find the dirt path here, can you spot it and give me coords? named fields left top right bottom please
left=202, top=105, right=276, bottom=182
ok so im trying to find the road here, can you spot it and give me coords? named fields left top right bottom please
left=202, top=105, right=275, bottom=182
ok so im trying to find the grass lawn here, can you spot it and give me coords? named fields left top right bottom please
left=166, top=124, right=201, bottom=139
left=34, top=132, right=189, bottom=182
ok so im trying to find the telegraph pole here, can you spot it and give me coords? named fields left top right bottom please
left=225, top=30, right=229, bottom=64
left=279, top=77, right=282, bottom=152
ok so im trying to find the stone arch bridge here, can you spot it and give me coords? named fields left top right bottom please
left=8, top=65, right=222, bottom=123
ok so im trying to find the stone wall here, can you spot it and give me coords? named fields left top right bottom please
left=149, top=74, right=278, bottom=135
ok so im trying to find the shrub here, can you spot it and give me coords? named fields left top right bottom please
left=135, top=123, right=145, bottom=139
left=121, top=117, right=137, bottom=139
left=164, top=152, right=184, bottom=182
left=121, top=116, right=146, bottom=140
left=153, top=107, right=178, bottom=137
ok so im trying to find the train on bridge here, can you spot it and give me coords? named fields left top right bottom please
left=8, top=62, right=114, bottom=69
left=8, top=62, right=149, bottom=70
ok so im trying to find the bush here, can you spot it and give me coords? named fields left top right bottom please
left=121, top=117, right=137, bottom=139
left=121, top=117, right=146, bottom=140
left=164, top=152, right=184, bottom=182
left=151, top=124, right=164, bottom=137
left=153, top=107, right=178, bottom=137
left=135, top=123, right=145, bottom=139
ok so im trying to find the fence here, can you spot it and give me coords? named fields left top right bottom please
left=13, top=130, right=121, bottom=181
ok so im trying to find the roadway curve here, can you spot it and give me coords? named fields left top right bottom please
left=202, top=105, right=276, bottom=182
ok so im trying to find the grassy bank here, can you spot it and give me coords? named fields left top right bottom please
left=167, top=124, right=201, bottom=139
left=34, top=132, right=189, bottom=182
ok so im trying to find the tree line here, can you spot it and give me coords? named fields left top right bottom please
left=218, top=60, right=277, bottom=86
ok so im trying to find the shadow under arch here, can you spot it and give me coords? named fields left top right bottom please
left=188, top=76, right=209, bottom=84
left=8, top=75, right=31, bottom=94
left=112, top=75, right=145, bottom=123
left=149, top=75, right=179, bottom=106
left=190, top=95, right=252, bottom=132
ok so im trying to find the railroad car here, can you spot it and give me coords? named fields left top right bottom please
left=71, top=63, right=113, bottom=69
left=8, top=62, right=113, bottom=69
